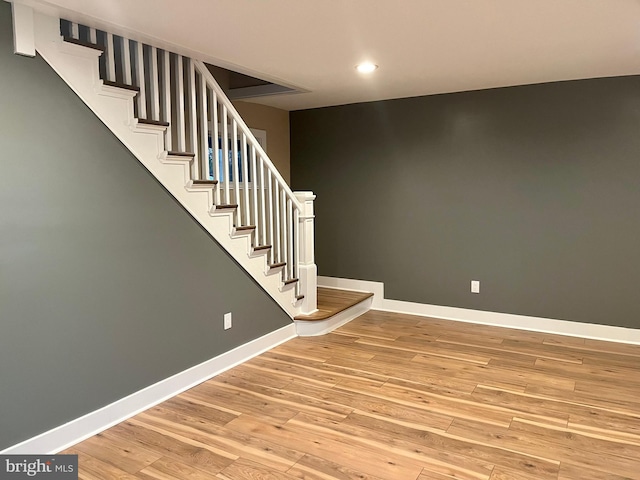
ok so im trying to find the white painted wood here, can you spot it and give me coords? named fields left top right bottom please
left=199, top=76, right=209, bottom=179
left=134, top=41, right=146, bottom=118
left=161, top=49, right=171, bottom=150
left=295, top=297, right=373, bottom=337
left=287, top=198, right=294, bottom=281
left=241, top=132, right=250, bottom=224
left=187, top=58, right=199, bottom=180
left=259, top=161, right=267, bottom=247
left=232, top=120, right=240, bottom=218
left=194, top=62, right=302, bottom=213
left=250, top=128, right=267, bottom=152
left=121, top=36, right=131, bottom=85
left=294, top=209, right=300, bottom=284
left=273, top=182, right=281, bottom=263
left=0, top=324, right=297, bottom=454
left=222, top=105, right=230, bottom=204
left=174, top=54, right=185, bottom=152
left=294, top=191, right=318, bottom=313
left=89, top=27, right=96, bottom=45
left=32, top=11, right=305, bottom=319
left=105, top=32, right=115, bottom=81
left=251, top=145, right=258, bottom=230
left=379, top=299, right=640, bottom=345
left=267, top=170, right=274, bottom=263
left=149, top=46, right=160, bottom=121
left=11, top=2, right=35, bottom=57
left=70, top=21, right=78, bottom=40
left=210, top=91, right=220, bottom=203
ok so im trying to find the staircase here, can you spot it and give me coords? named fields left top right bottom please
left=24, top=9, right=317, bottom=319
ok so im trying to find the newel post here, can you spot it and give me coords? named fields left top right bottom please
left=295, top=191, right=317, bottom=314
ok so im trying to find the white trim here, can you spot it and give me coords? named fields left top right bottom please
left=1, top=324, right=297, bottom=455
left=318, top=276, right=384, bottom=309
left=11, top=2, right=35, bottom=56
left=294, top=297, right=373, bottom=337
left=249, top=128, right=267, bottom=152
left=319, top=276, right=640, bottom=345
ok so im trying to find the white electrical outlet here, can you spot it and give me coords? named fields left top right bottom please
left=471, top=280, right=480, bottom=294
left=223, top=312, right=232, bottom=330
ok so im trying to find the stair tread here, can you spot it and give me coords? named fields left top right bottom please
left=268, top=262, right=286, bottom=269
left=295, top=295, right=305, bottom=301
left=192, top=180, right=219, bottom=185
left=137, top=118, right=169, bottom=127
left=63, top=36, right=105, bottom=51
left=234, top=225, right=256, bottom=231
left=253, top=245, right=272, bottom=251
left=103, top=80, right=139, bottom=92
left=166, top=151, right=195, bottom=157
left=283, top=278, right=299, bottom=285
left=214, top=204, right=238, bottom=210
left=294, top=287, right=374, bottom=321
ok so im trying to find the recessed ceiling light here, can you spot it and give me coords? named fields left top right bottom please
left=355, top=62, right=378, bottom=74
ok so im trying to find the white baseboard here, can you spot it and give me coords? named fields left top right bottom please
left=294, top=297, right=373, bottom=336
left=319, top=277, right=640, bottom=345
left=317, top=276, right=384, bottom=308
left=1, top=324, right=297, bottom=455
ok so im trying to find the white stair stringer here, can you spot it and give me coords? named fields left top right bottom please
left=32, top=12, right=301, bottom=318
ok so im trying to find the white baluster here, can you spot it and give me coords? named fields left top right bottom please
left=199, top=80, right=209, bottom=179
left=267, top=169, right=274, bottom=262
left=149, top=46, right=160, bottom=121
left=161, top=50, right=172, bottom=150
left=251, top=145, right=258, bottom=231
left=274, top=181, right=281, bottom=263
left=134, top=42, right=146, bottom=119
left=187, top=59, right=199, bottom=179
left=89, top=27, right=96, bottom=44
left=210, top=91, right=220, bottom=203
left=259, top=160, right=267, bottom=247
left=105, top=33, right=115, bottom=82
left=222, top=106, right=230, bottom=204
left=232, top=121, right=240, bottom=221
left=288, top=197, right=294, bottom=280
left=294, top=207, right=300, bottom=288
left=174, top=55, right=185, bottom=152
left=122, top=37, right=132, bottom=85
left=70, top=22, right=79, bottom=40
left=278, top=189, right=291, bottom=280
left=242, top=133, right=250, bottom=224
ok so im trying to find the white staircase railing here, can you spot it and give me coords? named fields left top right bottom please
left=56, top=18, right=316, bottom=314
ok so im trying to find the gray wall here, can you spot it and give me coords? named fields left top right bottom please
left=0, top=3, right=290, bottom=451
left=291, top=76, right=640, bottom=330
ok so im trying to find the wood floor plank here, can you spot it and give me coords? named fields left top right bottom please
left=226, top=414, right=424, bottom=480
left=137, top=456, right=221, bottom=480
left=72, top=432, right=162, bottom=474
left=216, top=458, right=301, bottom=480
left=286, top=453, right=389, bottom=480
left=62, top=309, right=640, bottom=479
left=137, top=407, right=305, bottom=472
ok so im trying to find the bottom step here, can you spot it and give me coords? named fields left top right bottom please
left=294, top=287, right=373, bottom=336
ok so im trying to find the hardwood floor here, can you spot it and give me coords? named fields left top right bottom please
left=294, top=287, right=374, bottom=320
left=63, top=311, right=640, bottom=479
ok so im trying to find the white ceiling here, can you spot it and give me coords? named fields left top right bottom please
left=33, top=0, right=640, bottom=111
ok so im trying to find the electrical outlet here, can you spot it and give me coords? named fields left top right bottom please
left=223, top=312, right=232, bottom=330
left=471, top=280, right=480, bottom=294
